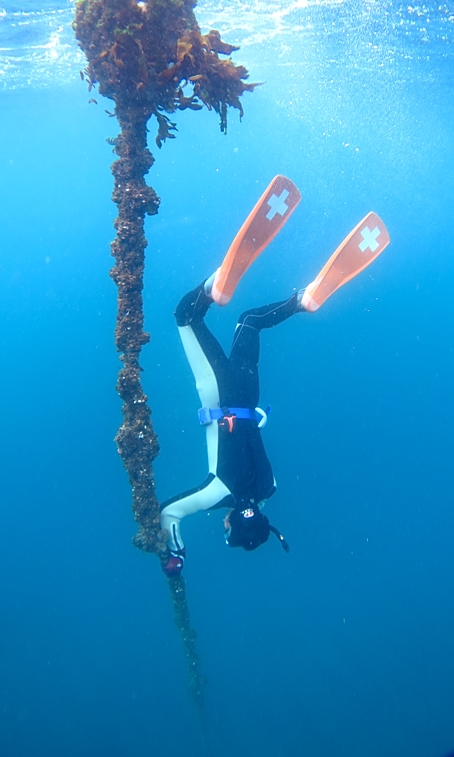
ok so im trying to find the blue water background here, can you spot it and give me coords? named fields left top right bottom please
left=1, top=2, right=454, bottom=756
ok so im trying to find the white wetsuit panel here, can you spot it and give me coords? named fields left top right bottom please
left=178, top=324, right=219, bottom=474
left=160, top=324, right=233, bottom=551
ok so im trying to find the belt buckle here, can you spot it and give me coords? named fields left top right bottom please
left=198, top=407, right=212, bottom=426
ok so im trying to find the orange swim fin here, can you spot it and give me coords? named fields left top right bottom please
left=301, top=212, right=390, bottom=312
left=212, top=175, right=302, bottom=306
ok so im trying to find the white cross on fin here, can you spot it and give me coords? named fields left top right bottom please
left=266, top=189, right=290, bottom=221
left=359, top=225, right=380, bottom=253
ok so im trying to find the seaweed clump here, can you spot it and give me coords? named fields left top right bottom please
left=73, top=0, right=257, bottom=707
left=74, top=0, right=256, bottom=137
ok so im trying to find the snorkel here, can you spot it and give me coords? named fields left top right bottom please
left=269, top=524, right=290, bottom=552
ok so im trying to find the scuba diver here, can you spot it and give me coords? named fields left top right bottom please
left=160, top=176, right=390, bottom=577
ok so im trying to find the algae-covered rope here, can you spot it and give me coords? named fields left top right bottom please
left=167, top=574, right=207, bottom=708
left=73, top=0, right=256, bottom=709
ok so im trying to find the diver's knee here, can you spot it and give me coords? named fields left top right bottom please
left=174, top=298, right=191, bottom=327
left=237, top=309, right=257, bottom=327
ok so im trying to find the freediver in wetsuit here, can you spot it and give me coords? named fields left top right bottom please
left=160, top=176, right=390, bottom=576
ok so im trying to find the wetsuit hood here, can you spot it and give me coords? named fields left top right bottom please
left=227, top=503, right=290, bottom=553
left=227, top=504, right=270, bottom=551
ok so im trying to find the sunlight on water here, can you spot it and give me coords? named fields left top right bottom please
left=0, top=0, right=453, bottom=90
left=0, top=2, right=81, bottom=89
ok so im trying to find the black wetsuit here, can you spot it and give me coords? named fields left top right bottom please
left=160, top=283, right=300, bottom=552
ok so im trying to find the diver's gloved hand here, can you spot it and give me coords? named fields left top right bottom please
left=162, top=548, right=186, bottom=577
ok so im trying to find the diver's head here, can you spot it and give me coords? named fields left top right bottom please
left=225, top=502, right=290, bottom=554
left=226, top=504, right=270, bottom=551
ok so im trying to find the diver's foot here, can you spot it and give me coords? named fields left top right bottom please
left=162, top=548, right=186, bottom=578
left=204, top=271, right=218, bottom=298
left=296, top=288, right=307, bottom=310
left=301, top=212, right=390, bottom=312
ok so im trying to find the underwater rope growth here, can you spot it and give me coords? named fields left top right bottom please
left=73, top=0, right=257, bottom=706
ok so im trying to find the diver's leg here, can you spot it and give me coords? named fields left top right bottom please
left=175, top=283, right=231, bottom=473
left=228, top=294, right=302, bottom=404
left=175, top=282, right=214, bottom=327
left=175, top=283, right=229, bottom=398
